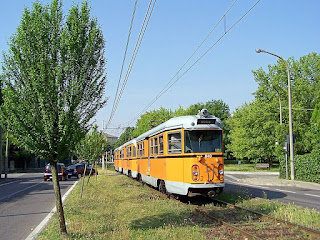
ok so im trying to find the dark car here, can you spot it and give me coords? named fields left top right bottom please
left=66, top=164, right=85, bottom=179
left=44, top=163, right=68, bottom=181
left=86, top=165, right=98, bottom=176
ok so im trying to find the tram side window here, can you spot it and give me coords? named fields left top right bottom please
left=159, top=135, right=164, bottom=155
left=137, top=143, right=140, bottom=157
left=168, top=132, right=182, bottom=154
left=142, top=142, right=145, bottom=156
left=154, top=137, right=158, bottom=155
left=133, top=146, right=136, bottom=157
left=150, top=138, right=154, bottom=155
left=127, top=147, right=131, bottom=158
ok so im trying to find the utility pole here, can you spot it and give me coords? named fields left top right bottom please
left=5, top=130, right=9, bottom=179
left=102, top=153, right=105, bottom=170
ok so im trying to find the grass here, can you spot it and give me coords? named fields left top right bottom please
left=39, top=169, right=320, bottom=239
left=217, top=190, right=320, bottom=231
left=38, top=171, right=218, bottom=240
left=238, top=198, right=320, bottom=231
left=224, top=159, right=280, bottom=172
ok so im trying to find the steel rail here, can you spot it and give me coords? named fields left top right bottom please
left=214, top=199, right=320, bottom=239
left=195, top=207, right=261, bottom=240
left=137, top=180, right=262, bottom=239
left=122, top=174, right=320, bottom=239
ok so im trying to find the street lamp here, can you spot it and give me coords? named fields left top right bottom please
left=256, top=48, right=295, bottom=180
left=270, top=84, right=282, bottom=125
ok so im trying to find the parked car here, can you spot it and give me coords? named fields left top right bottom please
left=66, top=164, right=85, bottom=179
left=86, top=165, right=98, bottom=176
left=44, top=163, right=68, bottom=181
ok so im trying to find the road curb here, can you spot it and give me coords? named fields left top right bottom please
left=25, top=180, right=79, bottom=240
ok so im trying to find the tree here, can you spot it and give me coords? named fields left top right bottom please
left=228, top=52, right=320, bottom=163
left=312, top=102, right=320, bottom=152
left=131, top=107, right=174, bottom=137
left=227, top=101, right=279, bottom=163
left=252, top=53, right=320, bottom=155
left=1, top=0, right=106, bottom=236
left=313, top=103, right=320, bottom=128
left=0, top=75, right=3, bottom=179
left=76, top=125, right=108, bottom=163
left=115, top=127, right=135, bottom=148
left=184, top=99, right=230, bottom=121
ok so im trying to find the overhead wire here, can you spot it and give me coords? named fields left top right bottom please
left=126, top=0, right=261, bottom=125
left=105, top=0, right=157, bottom=130
left=109, top=0, right=138, bottom=130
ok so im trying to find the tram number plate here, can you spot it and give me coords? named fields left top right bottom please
left=205, top=154, right=212, bottom=158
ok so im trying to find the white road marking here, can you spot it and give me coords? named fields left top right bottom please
left=0, top=182, right=42, bottom=201
left=226, top=175, right=240, bottom=182
left=0, top=179, right=22, bottom=187
left=275, top=189, right=296, bottom=194
left=304, top=193, right=320, bottom=198
left=226, top=180, right=270, bottom=189
left=25, top=180, right=79, bottom=240
left=254, top=185, right=270, bottom=189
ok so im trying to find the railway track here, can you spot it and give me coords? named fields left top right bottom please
left=195, top=199, right=320, bottom=240
left=211, top=199, right=320, bottom=239
left=124, top=174, right=320, bottom=239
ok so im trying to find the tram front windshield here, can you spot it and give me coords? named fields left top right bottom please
left=184, top=130, right=222, bottom=153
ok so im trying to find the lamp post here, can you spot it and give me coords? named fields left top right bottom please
left=256, top=48, right=295, bottom=180
left=271, top=83, right=289, bottom=179
left=271, top=84, right=282, bottom=125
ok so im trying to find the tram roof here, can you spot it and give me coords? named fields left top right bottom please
left=115, top=112, right=222, bottom=151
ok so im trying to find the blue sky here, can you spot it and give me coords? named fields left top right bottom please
left=1, top=0, right=319, bottom=137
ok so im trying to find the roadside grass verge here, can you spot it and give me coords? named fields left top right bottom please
left=38, top=173, right=218, bottom=240
left=224, top=160, right=279, bottom=172
left=217, top=190, right=320, bottom=231
left=39, top=171, right=320, bottom=239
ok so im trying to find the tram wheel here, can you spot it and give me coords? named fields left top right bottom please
left=159, top=180, right=167, bottom=194
left=137, top=174, right=142, bottom=183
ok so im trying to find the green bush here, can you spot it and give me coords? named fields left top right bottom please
left=280, top=153, right=320, bottom=183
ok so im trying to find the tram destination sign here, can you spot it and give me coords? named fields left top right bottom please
left=197, top=119, right=216, bottom=125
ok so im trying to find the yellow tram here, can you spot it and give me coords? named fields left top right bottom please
left=114, top=109, right=224, bottom=197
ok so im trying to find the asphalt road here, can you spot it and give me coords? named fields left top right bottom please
left=0, top=173, right=78, bottom=240
left=224, top=173, right=320, bottom=212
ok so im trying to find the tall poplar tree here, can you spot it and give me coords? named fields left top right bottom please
left=1, top=0, right=106, bottom=236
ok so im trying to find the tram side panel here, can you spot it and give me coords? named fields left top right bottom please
left=136, top=139, right=149, bottom=181
left=162, top=130, right=185, bottom=194
left=149, top=133, right=167, bottom=183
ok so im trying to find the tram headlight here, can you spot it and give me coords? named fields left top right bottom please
left=192, top=165, right=200, bottom=181
left=218, top=164, right=224, bottom=181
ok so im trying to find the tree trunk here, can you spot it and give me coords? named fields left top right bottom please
left=95, top=161, right=97, bottom=181
left=24, top=159, right=27, bottom=171
left=0, top=126, right=2, bottom=179
left=34, top=156, right=38, bottom=168
left=106, top=152, right=108, bottom=169
left=50, top=160, right=68, bottom=238
left=80, top=163, right=87, bottom=199
left=87, top=163, right=93, bottom=185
